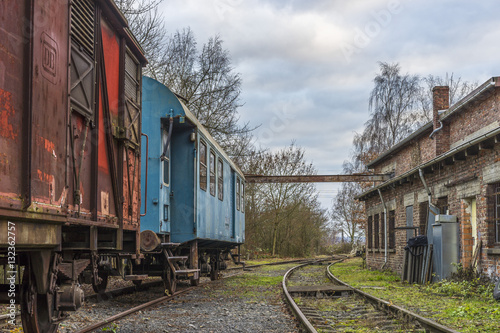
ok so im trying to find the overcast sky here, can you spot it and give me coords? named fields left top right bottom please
left=158, top=0, right=499, bottom=211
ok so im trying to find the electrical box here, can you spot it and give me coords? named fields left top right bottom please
left=432, top=215, right=459, bottom=281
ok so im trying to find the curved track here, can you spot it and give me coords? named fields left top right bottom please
left=282, top=259, right=461, bottom=333
left=71, top=258, right=317, bottom=332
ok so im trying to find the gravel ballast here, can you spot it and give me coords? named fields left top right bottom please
left=57, top=265, right=300, bottom=332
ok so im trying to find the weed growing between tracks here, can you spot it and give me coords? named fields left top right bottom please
left=331, top=258, right=500, bottom=333
left=214, top=264, right=297, bottom=304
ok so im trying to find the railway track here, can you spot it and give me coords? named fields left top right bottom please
left=283, top=259, right=461, bottom=333
left=65, top=258, right=318, bottom=332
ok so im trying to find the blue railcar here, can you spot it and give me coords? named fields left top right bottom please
left=136, top=77, right=245, bottom=290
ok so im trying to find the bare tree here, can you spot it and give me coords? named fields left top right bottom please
left=330, top=161, right=366, bottom=247
left=330, top=182, right=365, bottom=247
left=352, top=63, right=477, bottom=171
left=364, top=62, right=420, bottom=149
left=115, top=1, right=255, bottom=160
left=416, top=73, right=478, bottom=124
left=245, top=143, right=327, bottom=257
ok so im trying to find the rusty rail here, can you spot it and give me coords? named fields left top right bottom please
left=282, top=262, right=319, bottom=333
left=281, top=257, right=345, bottom=333
left=75, top=286, right=197, bottom=333
left=244, top=174, right=390, bottom=184
left=326, top=263, right=461, bottom=333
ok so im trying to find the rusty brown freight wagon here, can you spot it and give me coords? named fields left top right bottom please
left=0, top=0, right=146, bottom=331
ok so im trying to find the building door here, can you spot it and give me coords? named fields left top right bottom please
left=471, top=198, right=477, bottom=261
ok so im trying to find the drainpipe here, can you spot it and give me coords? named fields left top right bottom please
left=419, top=168, right=431, bottom=205
left=429, top=120, right=443, bottom=139
left=377, top=189, right=388, bottom=268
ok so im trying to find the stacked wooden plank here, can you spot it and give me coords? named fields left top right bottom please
left=401, top=244, right=433, bottom=284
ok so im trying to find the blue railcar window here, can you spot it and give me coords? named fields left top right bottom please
left=163, top=205, right=169, bottom=221
left=210, top=151, right=216, bottom=196
left=241, top=182, right=244, bottom=213
left=218, top=158, right=223, bottom=201
left=236, top=178, right=240, bottom=211
left=199, top=140, right=207, bottom=191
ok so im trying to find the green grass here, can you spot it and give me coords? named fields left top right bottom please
left=330, top=258, right=500, bottom=333
left=225, top=274, right=283, bottom=288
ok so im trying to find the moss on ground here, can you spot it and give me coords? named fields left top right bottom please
left=330, top=258, right=500, bottom=333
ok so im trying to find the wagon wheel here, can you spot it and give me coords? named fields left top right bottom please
left=162, top=265, right=176, bottom=294
left=20, top=268, right=60, bottom=333
left=92, top=270, right=109, bottom=294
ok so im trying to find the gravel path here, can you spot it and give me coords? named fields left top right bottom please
left=58, top=265, right=299, bottom=332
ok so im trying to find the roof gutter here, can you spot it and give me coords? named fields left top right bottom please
left=367, top=77, right=498, bottom=169
left=441, top=78, right=497, bottom=122
left=358, top=125, right=500, bottom=200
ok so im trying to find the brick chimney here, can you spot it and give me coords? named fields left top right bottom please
left=432, top=86, right=450, bottom=156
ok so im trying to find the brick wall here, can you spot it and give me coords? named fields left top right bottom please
left=364, top=83, right=500, bottom=278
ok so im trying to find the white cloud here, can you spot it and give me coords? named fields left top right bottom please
left=157, top=0, right=500, bottom=210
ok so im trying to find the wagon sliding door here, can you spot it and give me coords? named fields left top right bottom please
left=28, top=0, right=70, bottom=214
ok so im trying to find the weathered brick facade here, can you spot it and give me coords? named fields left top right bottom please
left=358, top=77, right=500, bottom=278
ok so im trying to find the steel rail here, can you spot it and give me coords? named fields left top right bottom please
left=226, top=257, right=322, bottom=272
left=75, top=268, right=249, bottom=333
left=281, top=257, right=345, bottom=333
left=282, top=262, right=318, bottom=333
left=84, top=279, right=163, bottom=302
left=75, top=286, right=198, bottom=333
left=75, top=258, right=335, bottom=332
left=326, top=263, right=461, bottom=333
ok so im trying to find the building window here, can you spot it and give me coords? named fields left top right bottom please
left=491, top=184, right=500, bottom=243
left=389, top=210, right=395, bottom=249
left=374, top=214, right=380, bottom=248
left=367, top=216, right=373, bottom=249
left=437, top=197, right=448, bottom=215
left=236, top=178, right=240, bottom=211
left=241, top=182, right=245, bottom=213
left=210, top=151, right=216, bottom=196
left=406, top=205, right=414, bottom=241
left=217, top=159, right=223, bottom=201
left=199, top=140, right=207, bottom=191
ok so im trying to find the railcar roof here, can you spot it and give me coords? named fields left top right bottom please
left=177, top=99, right=245, bottom=179
left=142, top=76, right=245, bottom=179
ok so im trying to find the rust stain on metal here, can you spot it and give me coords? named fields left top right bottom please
left=37, top=169, right=55, bottom=183
left=244, top=174, right=391, bottom=184
left=0, top=153, right=9, bottom=175
left=0, top=88, right=18, bottom=140
left=37, top=135, right=56, bottom=155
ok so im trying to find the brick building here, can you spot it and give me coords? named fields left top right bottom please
left=358, top=77, right=500, bottom=278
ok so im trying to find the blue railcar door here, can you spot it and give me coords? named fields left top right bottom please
left=160, top=127, right=171, bottom=233
left=230, top=169, right=236, bottom=238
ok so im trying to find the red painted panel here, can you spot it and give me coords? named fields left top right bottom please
left=29, top=0, right=69, bottom=209
left=0, top=0, right=26, bottom=207
left=101, top=21, right=120, bottom=117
